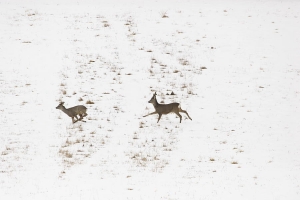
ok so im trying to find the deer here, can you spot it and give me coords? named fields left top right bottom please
left=56, top=102, right=88, bottom=123
left=143, top=92, right=192, bottom=123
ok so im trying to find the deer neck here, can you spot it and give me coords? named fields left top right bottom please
left=60, top=106, right=69, bottom=114
left=152, top=98, right=159, bottom=108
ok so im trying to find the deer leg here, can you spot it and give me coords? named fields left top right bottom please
left=82, top=113, right=88, bottom=122
left=143, top=111, right=157, bottom=117
left=175, top=112, right=182, bottom=123
left=72, top=117, right=78, bottom=123
left=179, top=108, right=192, bottom=120
left=79, top=112, right=87, bottom=122
left=157, top=113, right=162, bottom=123
left=78, top=114, right=86, bottom=122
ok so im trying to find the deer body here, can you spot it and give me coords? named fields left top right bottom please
left=56, top=102, right=88, bottom=123
left=143, top=92, right=192, bottom=123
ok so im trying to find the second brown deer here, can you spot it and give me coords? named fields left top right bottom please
left=143, top=92, right=192, bottom=123
left=56, top=102, right=88, bottom=123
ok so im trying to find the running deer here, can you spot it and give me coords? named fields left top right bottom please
left=56, top=102, right=88, bottom=123
left=143, top=92, right=192, bottom=123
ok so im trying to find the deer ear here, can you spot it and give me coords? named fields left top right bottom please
left=154, top=92, right=157, bottom=96
left=61, top=102, right=65, bottom=105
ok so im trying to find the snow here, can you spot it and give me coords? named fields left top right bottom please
left=1, top=0, right=300, bottom=199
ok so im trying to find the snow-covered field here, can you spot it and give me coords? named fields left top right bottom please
left=1, top=0, right=300, bottom=199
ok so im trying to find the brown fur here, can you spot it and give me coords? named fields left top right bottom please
left=143, top=92, right=192, bottom=123
left=56, top=102, right=88, bottom=123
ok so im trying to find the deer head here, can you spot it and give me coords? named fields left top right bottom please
left=148, top=92, right=157, bottom=103
left=56, top=102, right=65, bottom=109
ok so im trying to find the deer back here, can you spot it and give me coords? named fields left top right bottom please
left=156, top=103, right=180, bottom=114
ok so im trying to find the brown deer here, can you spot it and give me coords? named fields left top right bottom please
left=56, top=102, right=88, bottom=123
left=143, top=92, right=192, bottom=123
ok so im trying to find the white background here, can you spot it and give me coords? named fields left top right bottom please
left=1, top=0, right=300, bottom=199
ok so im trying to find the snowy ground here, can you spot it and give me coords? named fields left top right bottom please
left=1, top=0, right=300, bottom=199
